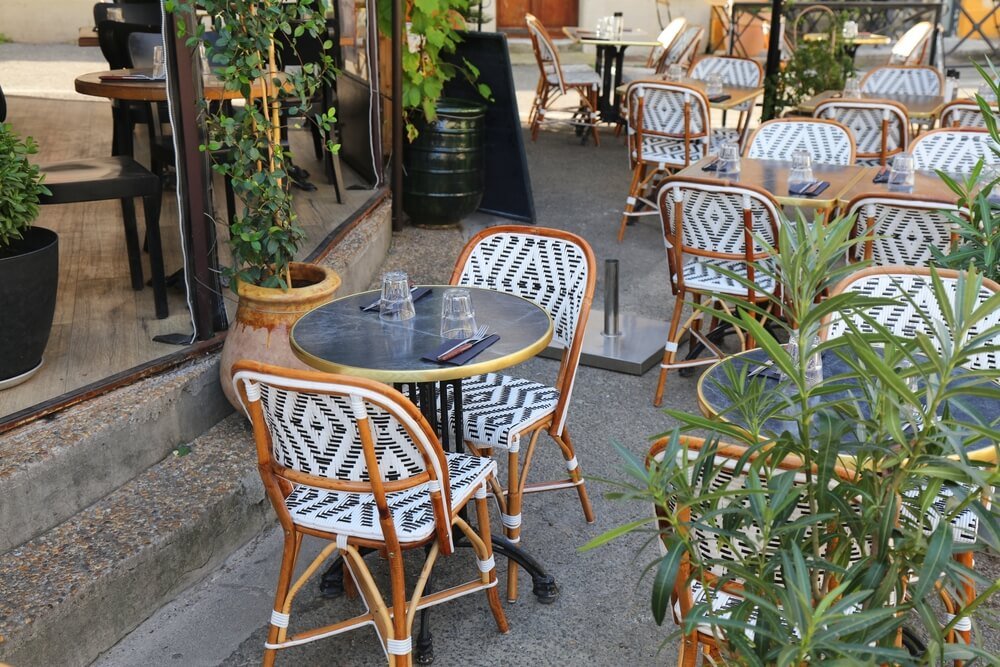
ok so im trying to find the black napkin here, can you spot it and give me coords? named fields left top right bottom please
left=701, top=158, right=719, bottom=171
left=422, top=334, right=500, bottom=365
left=708, top=94, right=731, bottom=103
left=789, top=181, right=830, bottom=197
left=361, top=287, right=432, bottom=312
left=872, top=168, right=890, bottom=184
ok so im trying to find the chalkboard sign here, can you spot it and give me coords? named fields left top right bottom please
left=442, top=31, right=535, bottom=223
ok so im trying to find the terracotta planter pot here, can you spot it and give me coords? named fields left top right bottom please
left=220, top=262, right=341, bottom=410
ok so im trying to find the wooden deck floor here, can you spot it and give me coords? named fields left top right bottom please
left=1, top=94, right=374, bottom=419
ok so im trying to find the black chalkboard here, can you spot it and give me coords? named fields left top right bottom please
left=442, top=31, right=535, bottom=223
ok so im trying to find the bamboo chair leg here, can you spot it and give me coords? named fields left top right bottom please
left=504, top=443, right=523, bottom=603
left=588, top=88, right=601, bottom=146
left=552, top=428, right=595, bottom=523
left=263, top=532, right=301, bottom=667
left=654, top=295, right=687, bottom=407
left=474, top=484, right=510, bottom=633
left=619, top=163, right=648, bottom=242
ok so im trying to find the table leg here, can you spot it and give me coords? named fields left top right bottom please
left=598, top=45, right=616, bottom=121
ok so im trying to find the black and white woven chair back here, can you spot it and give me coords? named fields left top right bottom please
left=847, top=197, right=961, bottom=266
left=526, top=15, right=565, bottom=94
left=815, top=100, right=907, bottom=162
left=910, top=129, right=1000, bottom=173
left=747, top=119, right=855, bottom=165
left=660, top=181, right=779, bottom=259
left=661, top=26, right=702, bottom=70
left=626, top=82, right=711, bottom=168
left=939, top=102, right=999, bottom=129
left=456, top=231, right=590, bottom=353
left=861, top=65, right=941, bottom=96
left=236, top=370, right=448, bottom=496
left=690, top=56, right=762, bottom=111
left=826, top=270, right=1000, bottom=371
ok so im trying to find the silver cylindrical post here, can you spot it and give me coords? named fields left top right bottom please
left=603, top=259, right=621, bottom=337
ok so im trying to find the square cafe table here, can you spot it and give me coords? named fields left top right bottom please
left=836, top=165, right=969, bottom=207
left=798, top=91, right=948, bottom=121
left=676, top=156, right=869, bottom=210
left=616, top=76, right=764, bottom=113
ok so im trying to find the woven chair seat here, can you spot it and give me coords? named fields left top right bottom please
left=620, top=66, right=656, bottom=84
left=546, top=67, right=601, bottom=87
left=284, top=452, right=494, bottom=540
left=635, top=135, right=715, bottom=165
left=677, top=259, right=777, bottom=295
left=711, top=128, right=742, bottom=146
left=909, top=486, right=982, bottom=545
left=452, top=373, right=561, bottom=450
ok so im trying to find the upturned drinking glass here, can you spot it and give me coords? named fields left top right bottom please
left=889, top=152, right=915, bottom=188
left=788, top=149, right=814, bottom=189
left=378, top=270, right=415, bottom=322
left=667, top=63, right=684, bottom=82
left=842, top=74, right=862, bottom=99
left=440, top=288, right=477, bottom=339
left=717, top=141, right=741, bottom=177
left=706, top=73, right=724, bottom=97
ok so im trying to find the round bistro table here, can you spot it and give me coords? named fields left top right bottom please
left=698, top=347, right=1000, bottom=464
left=291, top=285, right=557, bottom=663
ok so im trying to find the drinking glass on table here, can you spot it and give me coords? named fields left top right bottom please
left=379, top=270, right=416, bottom=322
left=842, top=74, right=861, bottom=99
left=717, top=141, right=741, bottom=177
left=706, top=73, right=724, bottom=98
left=888, top=152, right=915, bottom=189
left=788, top=149, right=814, bottom=190
left=842, top=20, right=859, bottom=39
left=440, top=288, right=477, bottom=340
left=151, top=45, right=166, bottom=80
left=666, top=63, right=684, bottom=82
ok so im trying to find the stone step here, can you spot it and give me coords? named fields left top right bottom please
left=0, top=412, right=269, bottom=667
left=0, top=355, right=232, bottom=554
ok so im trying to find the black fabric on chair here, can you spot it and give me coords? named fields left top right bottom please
left=93, top=2, right=162, bottom=28
left=38, top=157, right=168, bottom=319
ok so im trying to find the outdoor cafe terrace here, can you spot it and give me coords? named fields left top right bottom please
left=0, top=3, right=999, bottom=666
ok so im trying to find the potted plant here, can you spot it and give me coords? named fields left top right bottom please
left=0, top=122, right=56, bottom=389
left=171, top=0, right=342, bottom=408
left=377, top=0, right=492, bottom=226
left=587, top=211, right=1000, bottom=663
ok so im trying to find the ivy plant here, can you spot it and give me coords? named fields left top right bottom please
left=168, top=0, right=338, bottom=290
left=0, top=123, right=49, bottom=251
left=375, top=0, right=490, bottom=140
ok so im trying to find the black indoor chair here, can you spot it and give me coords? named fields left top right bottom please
left=38, top=158, right=168, bottom=319
left=96, top=19, right=161, bottom=158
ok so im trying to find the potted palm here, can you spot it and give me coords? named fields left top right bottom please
left=588, top=211, right=1000, bottom=663
left=171, top=0, right=342, bottom=407
left=377, top=0, right=491, bottom=226
left=0, top=123, right=56, bottom=389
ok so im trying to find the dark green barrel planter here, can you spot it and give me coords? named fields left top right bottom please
left=403, top=98, right=486, bottom=227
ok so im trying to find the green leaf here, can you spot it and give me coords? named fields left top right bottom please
left=651, top=536, right=684, bottom=625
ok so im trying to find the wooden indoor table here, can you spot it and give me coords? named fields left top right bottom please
left=75, top=69, right=263, bottom=158
left=563, top=26, right=661, bottom=123
left=798, top=90, right=947, bottom=121
left=676, top=156, right=868, bottom=210
left=291, top=285, right=557, bottom=662
left=616, top=76, right=764, bottom=112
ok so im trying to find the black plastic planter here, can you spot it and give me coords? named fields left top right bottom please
left=403, top=98, right=487, bottom=227
left=0, top=226, right=59, bottom=388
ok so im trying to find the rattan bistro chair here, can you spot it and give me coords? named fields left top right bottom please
left=654, top=177, right=782, bottom=406
left=619, top=82, right=713, bottom=242
left=233, top=362, right=508, bottom=666
left=910, top=128, right=1000, bottom=173
left=814, top=98, right=909, bottom=166
left=825, top=266, right=1000, bottom=655
left=939, top=99, right=1000, bottom=128
left=525, top=13, right=601, bottom=145
left=889, top=21, right=935, bottom=65
left=448, top=226, right=596, bottom=602
left=689, top=55, right=764, bottom=149
left=746, top=118, right=856, bottom=165
left=861, top=65, right=943, bottom=97
left=845, top=194, right=962, bottom=267
left=647, top=435, right=866, bottom=667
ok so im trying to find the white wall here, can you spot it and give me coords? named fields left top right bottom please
left=0, top=0, right=93, bottom=43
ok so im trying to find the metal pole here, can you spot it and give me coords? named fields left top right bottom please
left=391, top=0, right=404, bottom=230
left=603, top=259, right=621, bottom=337
left=761, top=0, right=784, bottom=121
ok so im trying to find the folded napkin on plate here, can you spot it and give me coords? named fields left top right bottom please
left=361, top=287, right=431, bottom=312
left=789, top=181, right=830, bottom=197
left=422, top=334, right=500, bottom=365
